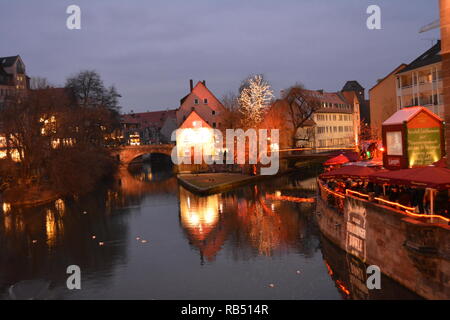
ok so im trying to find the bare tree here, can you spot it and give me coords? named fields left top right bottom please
left=221, top=91, right=239, bottom=111
left=221, top=91, right=240, bottom=129
left=65, top=70, right=121, bottom=145
left=283, top=84, right=322, bottom=147
left=0, top=89, right=69, bottom=182
left=65, top=70, right=121, bottom=113
left=0, top=72, right=120, bottom=200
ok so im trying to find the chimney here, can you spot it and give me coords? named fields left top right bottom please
left=189, top=79, right=194, bottom=92
left=202, top=80, right=206, bottom=86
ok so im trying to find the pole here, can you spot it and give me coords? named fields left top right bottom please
left=430, top=189, right=435, bottom=216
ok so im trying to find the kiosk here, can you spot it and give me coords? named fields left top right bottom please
left=382, top=106, right=444, bottom=170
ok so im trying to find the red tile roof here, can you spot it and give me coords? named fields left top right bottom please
left=121, top=109, right=176, bottom=128
left=179, top=110, right=212, bottom=129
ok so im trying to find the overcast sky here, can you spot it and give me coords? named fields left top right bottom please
left=1, top=0, right=440, bottom=113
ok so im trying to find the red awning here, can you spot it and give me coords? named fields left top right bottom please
left=328, top=150, right=360, bottom=162
left=343, top=151, right=359, bottom=162
left=433, top=157, right=447, bottom=168
left=324, top=154, right=349, bottom=166
left=368, top=166, right=450, bottom=190
left=320, top=165, right=376, bottom=179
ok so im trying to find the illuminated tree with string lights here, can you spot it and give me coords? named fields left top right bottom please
left=238, top=75, right=274, bottom=128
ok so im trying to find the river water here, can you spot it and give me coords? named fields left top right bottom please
left=0, top=160, right=420, bottom=300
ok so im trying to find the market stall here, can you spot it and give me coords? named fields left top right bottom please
left=382, top=107, right=444, bottom=170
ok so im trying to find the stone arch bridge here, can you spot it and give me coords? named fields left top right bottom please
left=112, top=144, right=174, bottom=166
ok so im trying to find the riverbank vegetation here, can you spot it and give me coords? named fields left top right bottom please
left=0, top=71, right=120, bottom=204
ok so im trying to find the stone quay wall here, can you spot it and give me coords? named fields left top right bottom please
left=316, top=182, right=450, bottom=299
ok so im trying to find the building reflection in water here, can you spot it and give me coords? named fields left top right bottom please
left=320, top=235, right=422, bottom=300
left=179, top=188, right=220, bottom=242
left=3, top=211, right=25, bottom=235
left=179, top=187, right=223, bottom=264
left=0, top=162, right=423, bottom=299
left=0, top=186, right=132, bottom=298
left=2, top=202, right=11, bottom=215
left=178, top=181, right=318, bottom=263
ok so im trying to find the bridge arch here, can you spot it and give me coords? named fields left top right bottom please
left=113, top=144, right=174, bottom=166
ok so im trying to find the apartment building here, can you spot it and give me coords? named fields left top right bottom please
left=0, top=55, right=29, bottom=161
left=268, top=88, right=356, bottom=151
left=369, top=64, right=407, bottom=139
left=396, top=41, right=443, bottom=118
left=0, top=55, right=29, bottom=104
left=312, top=91, right=355, bottom=149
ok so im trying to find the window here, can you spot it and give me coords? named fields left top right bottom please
left=212, top=122, right=216, bottom=128
left=192, top=121, right=202, bottom=128
left=204, top=98, right=208, bottom=104
left=386, top=131, right=403, bottom=156
left=194, top=99, right=199, bottom=105
left=212, top=110, right=216, bottom=115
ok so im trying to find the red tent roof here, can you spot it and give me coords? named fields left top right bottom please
left=320, top=165, right=377, bottom=179
left=368, top=166, right=450, bottom=190
left=324, top=154, right=349, bottom=166
left=328, top=150, right=360, bottom=162
left=433, top=157, right=447, bottom=168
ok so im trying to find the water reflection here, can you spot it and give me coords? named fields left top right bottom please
left=180, top=188, right=220, bottom=242
left=320, top=235, right=422, bottom=300
left=0, top=161, right=421, bottom=299
left=179, top=178, right=318, bottom=262
left=0, top=188, right=131, bottom=299
left=2, top=202, right=11, bottom=214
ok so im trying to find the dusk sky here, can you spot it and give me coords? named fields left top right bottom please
left=1, top=0, right=440, bottom=113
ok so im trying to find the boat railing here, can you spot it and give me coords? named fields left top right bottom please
left=345, top=189, right=450, bottom=225
left=317, top=180, right=450, bottom=225
left=318, top=179, right=345, bottom=214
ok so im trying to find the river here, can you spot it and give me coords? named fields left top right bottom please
left=0, top=159, right=420, bottom=300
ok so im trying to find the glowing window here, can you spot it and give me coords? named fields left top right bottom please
left=386, top=131, right=403, bottom=156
